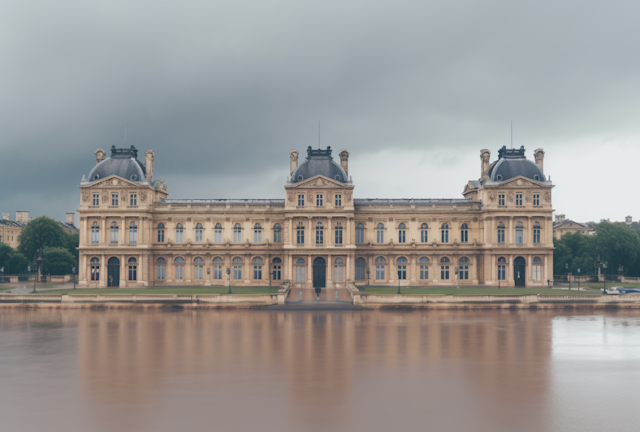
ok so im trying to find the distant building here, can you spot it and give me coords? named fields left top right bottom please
left=0, top=211, right=79, bottom=249
left=60, top=213, right=79, bottom=234
left=553, top=214, right=593, bottom=239
left=625, top=216, right=633, bottom=226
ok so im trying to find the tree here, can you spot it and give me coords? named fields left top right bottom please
left=17, top=216, right=66, bottom=262
left=64, top=232, right=79, bottom=262
left=42, top=247, right=76, bottom=276
left=0, top=243, right=29, bottom=274
left=594, top=221, right=640, bottom=276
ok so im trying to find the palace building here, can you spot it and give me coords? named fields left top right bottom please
left=77, top=144, right=554, bottom=289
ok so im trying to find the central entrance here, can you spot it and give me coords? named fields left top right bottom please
left=107, top=257, right=120, bottom=287
left=313, top=257, right=326, bottom=292
left=514, top=256, right=525, bottom=287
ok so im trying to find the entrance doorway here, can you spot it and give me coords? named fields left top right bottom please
left=514, top=256, right=525, bottom=287
left=108, top=257, right=120, bottom=287
left=313, top=257, right=326, bottom=292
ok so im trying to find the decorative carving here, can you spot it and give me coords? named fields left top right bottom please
left=81, top=190, right=89, bottom=202
left=139, top=191, right=147, bottom=203
left=488, top=193, right=496, bottom=202
left=345, top=191, right=352, bottom=202
left=507, top=192, right=515, bottom=202
left=545, top=192, right=551, bottom=202
left=288, top=193, right=295, bottom=203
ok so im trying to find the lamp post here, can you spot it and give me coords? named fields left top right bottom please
left=566, top=263, right=570, bottom=290
left=0, top=266, right=4, bottom=284
left=455, top=266, right=460, bottom=289
left=618, top=264, right=624, bottom=282
left=33, top=248, right=43, bottom=293
left=226, top=267, right=231, bottom=294
left=397, top=275, right=401, bottom=295
left=72, top=267, right=76, bottom=289
left=577, top=268, right=580, bottom=290
left=366, top=266, right=370, bottom=287
left=602, top=262, right=607, bottom=292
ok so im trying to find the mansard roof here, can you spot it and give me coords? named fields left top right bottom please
left=289, top=146, right=349, bottom=184
left=86, top=146, right=147, bottom=184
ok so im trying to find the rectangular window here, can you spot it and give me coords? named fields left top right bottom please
left=335, top=194, right=342, bottom=206
left=356, top=227, right=364, bottom=243
left=273, top=265, right=281, bottom=280
left=196, top=229, right=203, bottom=242
left=274, top=229, right=281, bottom=243
left=334, top=265, right=344, bottom=282
left=441, top=266, right=450, bottom=280
left=233, top=228, right=241, bottom=243
left=533, top=265, right=542, bottom=281
left=296, top=266, right=305, bottom=282
left=461, top=229, right=468, bottom=243
left=110, top=227, right=119, bottom=243
left=498, top=194, right=505, bottom=206
left=297, top=228, right=305, bottom=244
left=194, top=266, right=203, bottom=280
left=533, top=229, right=541, bottom=244
left=498, top=229, right=505, bottom=244
left=254, top=230, right=262, bottom=243
left=176, top=229, right=183, bottom=243
left=111, top=193, right=119, bottom=206
left=377, top=229, right=384, bottom=244
left=533, top=194, right=540, bottom=206
left=158, top=229, right=164, bottom=242
left=316, top=227, right=323, bottom=245
left=398, top=230, right=405, bottom=243
left=420, top=265, right=429, bottom=280
left=91, top=228, right=99, bottom=244
left=316, top=194, right=323, bottom=206
left=130, top=194, right=137, bottom=206
left=234, top=266, right=242, bottom=280
left=175, top=266, right=184, bottom=280
left=376, top=265, right=385, bottom=280
left=298, top=194, right=304, bottom=206
left=254, top=266, right=262, bottom=280
left=129, top=265, right=137, bottom=281
left=92, top=194, right=100, bottom=206
left=157, top=265, right=166, bottom=280
left=459, top=266, right=469, bottom=280
left=335, top=227, right=343, bottom=244
left=516, top=194, right=523, bottom=206
left=498, top=265, right=506, bottom=280
left=397, top=266, right=407, bottom=280
left=421, top=230, right=428, bottom=243
left=91, top=265, right=100, bottom=281
left=213, top=266, right=222, bottom=280
left=214, top=229, right=222, bottom=243
left=129, top=228, right=137, bottom=244
left=441, top=230, right=449, bottom=243
left=516, top=230, right=523, bottom=244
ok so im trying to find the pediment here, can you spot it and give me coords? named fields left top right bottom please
left=82, top=175, right=142, bottom=189
left=493, top=176, right=544, bottom=188
left=287, top=175, right=348, bottom=189
left=462, top=181, right=477, bottom=194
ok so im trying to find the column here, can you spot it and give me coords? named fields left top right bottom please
left=327, top=254, right=333, bottom=288
left=327, top=217, right=332, bottom=246
left=307, top=254, right=312, bottom=286
left=100, top=254, right=106, bottom=287
left=410, top=254, right=417, bottom=284
left=346, top=218, right=352, bottom=245
left=100, top=217, right=106, bottom=244
left=119, top=216, right=125, bottom=245
left=120, top=254, right=126, bottom=288
left=508, top=217, right=513, bottom=245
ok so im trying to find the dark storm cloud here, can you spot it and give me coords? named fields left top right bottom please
left=1, top=0, right=640, bottom=221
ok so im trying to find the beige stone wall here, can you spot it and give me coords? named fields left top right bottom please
left=0, top=224, right=23, bottom=249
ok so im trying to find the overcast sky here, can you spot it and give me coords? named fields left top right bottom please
left=1, top=0, right=639, bottom=225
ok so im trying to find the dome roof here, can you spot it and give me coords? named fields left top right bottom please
left=487, top=146, right=545, bottom=182
left=291, top=146, right=348, bottom=183
left=87, top=146, right=146, bottom=183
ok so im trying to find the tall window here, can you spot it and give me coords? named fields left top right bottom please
left=194, top=257, right=204, bottom=280
left=252, top=257, right=263, bottom=279
left=195, top=223, right=203, bottom=242
left=92, top=193, right=100, bottom=206
left=316, top=194, right=323, bottom=206
left=515, top=221, right=524, bottom=244
left=459, top=257, right=470, bottom=280
left=174, top=257, right=184, bottom=280
left=157, top=223, right=165, bottom=242
left=497, top=222, right=505, bottom=244
left=298, top=194, right=304, bottom=206
left=376, top=223, right=385, bottom=244
left=356, top=223, right=364, bottom=244
left=175, top=223, right=184, bottom=243
left=213, top=257, right=223, bottom=280
left=421, top=223, right=428, bottom=243
left=129, top=221, right=137, bottom=244
left=128, top=258, right=137, bottom=281
left=497, top=257, right=506, bottom=280
left=498, top=194, right=505, bottom=206
left=316, top=222, right=324, bottom=245
left=110, top=222, right=119, bottom=243
left=90, top=257, right=100, bottom=281
left=334, top=258, right=344, bottom=282
left=375, top=257, right=386, bottom=280
left=254, top=223, right=262, bottom=243
left=440, top=257, right=450, bottom=280
left=335, top=194, right=342, bottom=206
left=233, top=223, right=242, bottom=243
left=297, top=222, right=305, bottom=244
left=233, top=257, right=243, bottom=280
left=335, top=225, right=343, bottom=244
left=441, top=223, right=449, bottom=243
left=130, top=193, right=137, bottom=206
left=533, top=193, right=540, bottom=206
left=397, top=256, right=407, bottom=280
left=419, top=257, right=429, bottom=280
left=272, top=257, right=282, bottom=280
left=214, top=223, right=222, bottom=243
left=398, top=223, right=406, bottom=243
left=157, top=257, right=166, bottom=280
left=273, top=223, right=282, bottom=243
left=91, top=222, right=99, bottom=244
left=460, top=223, right=468, bottom=243
left=533, top=222, right=541, bottom=244
left=516, top=193, right=523, bottom=206
left=533, top=256, right=542, bottom=281
left=355, top=257, right=366, bottom=280
left=111, top=193, right=119, bottom=206
left=296, top=258, right=305, bottom=282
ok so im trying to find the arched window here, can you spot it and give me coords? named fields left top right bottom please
left=233, top=223, right=242, bottom=243
left=174, top=256, right=185, bottom=280
left=398, top=223, right=406, bottom=243
left=441, top=223, right=449, bottom=243
left=195, top=223, right=203, bottom=242
left=128, top=257, right=137, bottom=281
left=156, top=257, right=166, bottom=280
left=129, top=221, right=138, bottom=244
left=375, top=256, right=386, bottom=280
left=157, top=223, right=165, bottom=243
left=355, top=257, right=366, bottom=280
left=110, top=221, right=119, bottom=244
left=515, top=221, right=524, bottom=244
left=254, top=223, right=262, bottom=243
left=157, top=257, right=166, bottom=263
left=334, top=257, right=344, bottom=282
left=397, top=256, right=407, bottom=280
left=194, top=257, right=204, bottom=280
left=419, top=256, right=429, bottom=280
left=459, top=257, right=470, bottom=280
left=90, top=257, right=100, bottom=281
left=212, top=256, right=223, bottom=280
left=335, top=224, right=343, bottom=245
left=214, top=223, right=222, bottom=243
left=421, top=223, right=428, bottom=243
left=296, top=258, right=305, bottom=282
left=272, top=257, right=282, bottom=280
left=377, top=223, right=385, bottom=244
left=533, top=256, right=542, bottom=281
left=176, top=223, right=184, bottom=243
left=297, top=222, right=305, bottom=245
left=440, top=257, right=450, bottom=280
left=533, top=222, right=541, bottom=244
left=497, top=222, right=505, bottom=244
left=356, top=223, right=365, bottom=244
left=233, top=257, right=243, bottom=280
left=91, top=222, right=99, bottom=244
left=252, top=257, right=263, bottom=279
left=316, top=222, right=324, bottom=245
left=273, top=223, right=282, bottom=243
left=497, top=257, right=506, bottom=281
left=460, top=223, right=468, bottom=243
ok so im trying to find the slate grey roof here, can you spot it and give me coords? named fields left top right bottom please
left=0, top=220, right=25, bottom=228
left=59, top=222, right=79, bottom=232
left=553, top=220, right=590, bottom=229
left=86, top=146, right=146, bottom=183
left=354, top=198, right=473, bottom=206
left=290, top=147, right=349, bottom=183
left=487, top=146, right=545, bottom=183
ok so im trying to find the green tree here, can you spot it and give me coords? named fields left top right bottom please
left=64, top=232, right=79, bottom=262
left=17, top=216, right=66, bottom=262
left=42, top=247, right=76, bottom=276
left=0, top=243, right=29, bottom=274
left=593, top=221, right=640, bottom=276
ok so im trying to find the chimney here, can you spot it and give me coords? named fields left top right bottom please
left=339, top=150, right=349, bottom=177
left=534, top=148, right=545, bottom=173
left=290, top=150, right=299, bottom=174
left=66, top=213, right=75, bottom=225
left=145, top=150, right=155, bottom=183
left=15, top=211, right=30, bottom=223
left=480, top=149, right=491, bottom=180
left=555, top=214, right=565, bottom=223
left=625, top=216, right=633, bottom=225
left=95, top=148, right=106, bottom=165
left=2, top=213, right=9, bottom=221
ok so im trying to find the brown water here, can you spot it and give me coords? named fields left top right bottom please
left=0, top=308, right=639, bottom=432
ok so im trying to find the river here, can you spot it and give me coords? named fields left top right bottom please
left=0, top=308, right=638, bottom=432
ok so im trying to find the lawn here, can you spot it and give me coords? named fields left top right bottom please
left=43, top=287, right=280, bottom=295
left=356, top=286, right=602, bottom=295
left=579, top=282, right=640, bottom=289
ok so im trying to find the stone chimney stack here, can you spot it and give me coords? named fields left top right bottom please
left=2, top=213, right=9, bottom=221
left=290, top=150, right=299, bottom=174
left=339, top=150, right=349, bottom=177
left=66, top=213, right=75, bottom=225
left=145, top=150, right=155, bottom=183
left=15, top=211, right=30, bottom=223
left=480, top=149, right=491, bottom=180
left=95, top=149, right=106, bottom=165
left=555, top=214, right=566, bottom=223
left=534, top=148, right=545, bottom=173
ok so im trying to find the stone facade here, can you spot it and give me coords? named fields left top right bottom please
left=552, top=214, right=593, bottom=239
left=77, top=145, right=554, bottom=288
